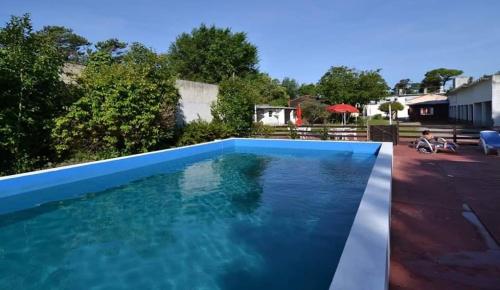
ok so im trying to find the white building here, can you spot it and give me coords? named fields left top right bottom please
left=448, top=74, right=500, bottom=127
left=364, top=96, right=415, bottom=119
left=254, top=105, right=297, bottom=126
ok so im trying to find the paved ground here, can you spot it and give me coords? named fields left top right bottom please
left=390, top=143, right=500, bottom=290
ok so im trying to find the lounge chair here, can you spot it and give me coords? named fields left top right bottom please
left=479, top=130, right=500, bottom=155
left=415, top=137, right=458, bottom=153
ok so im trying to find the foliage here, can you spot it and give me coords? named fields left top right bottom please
left=378, top=101, right=404, bottom=119
left=301, top=100, right=329, bottom=124
left=298, top=83, right=317, bottom=96
left=0, top=14, right=67, bottom=174
left=250, top=122, right=275, bottom=138
left=372, top=114, right=383, bottom=120
left=319, top=126, right=329, bottom=140
left=248, top=73, right=289, bottom=106
left=212, top=77, right=259, bottom=134
left=317, top=66, right=388, bottom=105
left=36, top=25, right=89, bottom=63
left=168, top=24, right=258, bottom=84
left=288, top=122, right=299, bottom=139
left=393, top=78, right=410, bottom=94
left=281, top=77, right=299, bottom=99
left=52, top=43, right=180, bottom=158
left=421, top=68, right=463, bottom=92
left=177, top=119, right=234, bottom=146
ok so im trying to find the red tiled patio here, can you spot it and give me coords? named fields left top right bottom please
left=390, top=143, right=500, bottom=290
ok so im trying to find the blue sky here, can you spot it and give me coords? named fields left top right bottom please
left=2, top=0, right=500, bottom=87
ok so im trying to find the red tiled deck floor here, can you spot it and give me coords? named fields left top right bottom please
left=390, top=144, right=500, bottom=290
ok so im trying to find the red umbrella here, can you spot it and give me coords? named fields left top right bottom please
left=295, top=104, right=303, bottom=126
left=325, top=103, right=359, bottom=125
left=326, top=104, right=359, bottom=113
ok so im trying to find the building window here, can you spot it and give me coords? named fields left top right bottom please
left=420, top=107, right=434, bottom=116
left=268, top=111, right=273, bottom=117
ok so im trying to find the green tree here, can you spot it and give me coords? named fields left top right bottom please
left=52, top=43, right=180, bottom=158
left=212, top=77, right=259, bottom=134
left=281, top=77, right=299, bottom=99
left=298, top=83, right=317, bottom=96
left=378, top=101, right=404, bottom=119
left=301, top=100, right=328, bottom=124
left=0, top=14, right=66, bottom=174
left=247, top=73, right=289, bottom=106
left=421, top=68, right=463, bottom=92
left=393, top=78, right=410, bottom=95
left=317, top=66, right=388, bottom=105
left=36, top=25, right=90, bottom=63
left=168, top=24, right=258, bottom=84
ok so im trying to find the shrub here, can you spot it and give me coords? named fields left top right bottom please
left=250, top=122, right=274, bottom=138
left=288, top=122, right=299, bottom=139
left=372, top=114, right=383, bottom=120
left=320, top=126, right=330, bottom=140
left=177, top=119, right=235, bottom=146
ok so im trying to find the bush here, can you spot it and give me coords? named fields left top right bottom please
left=177, top=119, right=235, bottom=146
left=250, top=122, right=274, bottom=138
left=288, top=122, right=299, bottom=139
left=320, top=126, right=330, bottom=140
left=372, top=114, right=383, bottom=120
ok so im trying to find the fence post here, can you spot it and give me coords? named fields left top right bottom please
left=453, top=124, right=457, bottom=143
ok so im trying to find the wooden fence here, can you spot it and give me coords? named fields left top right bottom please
left=398, top=124, right=482, bottom=144
left=254, top=124, right=368, bottom=141
left=253, top=123, right=484, bottom=144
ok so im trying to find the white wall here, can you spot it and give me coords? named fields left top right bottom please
left=256, top=108, right=296, bottom=125
left=493, top=75, right=500, bottom=127
left=175, top=80, right=219, bottom=125
left=448, top=76, right=499, bottom=126
left=365, top=96, right=409, bottom=119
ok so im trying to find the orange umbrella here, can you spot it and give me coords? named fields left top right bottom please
left=295, top=104, right=303, bottom=126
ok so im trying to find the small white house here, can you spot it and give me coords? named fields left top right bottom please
left=448, top=74, right=500, bottom=127
left=364, top=96, right=414, bottom=119
left=254, top=105, right=297, bottom=126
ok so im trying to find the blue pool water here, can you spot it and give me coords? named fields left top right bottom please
left=0, top=147, right=376, bottom=290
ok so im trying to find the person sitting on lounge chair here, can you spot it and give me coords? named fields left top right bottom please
left=416, top=130, right=458, bottom=153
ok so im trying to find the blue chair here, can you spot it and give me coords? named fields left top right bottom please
left=479, top=130, right=500, bottom=155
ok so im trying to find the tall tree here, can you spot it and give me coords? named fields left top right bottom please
left=317, top=66, right=388, bottom=105
left=393, top=78, right=410, bottom=95
left=36, top=25, right=89, bottom=63
left=421, top=68, right=463, bottom=92
left=0, top=14, right=66, bottom=174
left=281, top=77, right=299, bottom=99
left=212, top=77, right=259, bottom=134
left=247, top=73, right=289, bottom=106
left=298, top=83, right=317, bottom=96
left=52, top=43, right=180, bottom=158
left=168, top=24, right=258, bottom=84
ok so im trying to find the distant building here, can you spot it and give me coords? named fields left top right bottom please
left=364, top=96, right=415, bottom=119
left=406, top=94, right=449, bottom=122
left=254, top=105, right=296, bottom=126
left=447, top=74, right=500, bottom=127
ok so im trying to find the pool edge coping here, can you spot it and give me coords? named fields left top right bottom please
left=329, top=141, right=392, bottom=290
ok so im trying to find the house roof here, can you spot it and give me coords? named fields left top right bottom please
left=406, top=94, right=448, bottom=106
left=289, top=95, right=322, bottom=107
left=255, top=104, right=295, bottom=110
left=447, top=74, right=496, bottom=95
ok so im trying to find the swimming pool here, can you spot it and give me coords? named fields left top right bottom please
left=0, top=139, right=392, bottom=290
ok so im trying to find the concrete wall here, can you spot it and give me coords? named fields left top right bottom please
left=175, top=80, right=219, bottom=125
